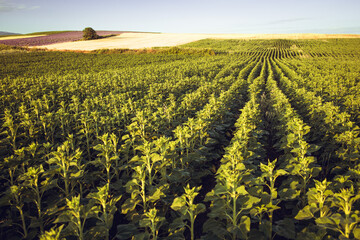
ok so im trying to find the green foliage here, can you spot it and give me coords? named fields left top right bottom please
left=87, top=184, right=122, bottom=239
left=1, top=38, right=360, bottom=240
left=55, top=195, right=98, bottom=240
left=39, top=225, right=64, bottom=240
left=47, top=136, right=83, bottom=197
left=91, top=133, right=120, bottom=184
left=157, top=47, right=216, bottom=56
left=82, top=27, right=99, bottom=40
left=171, top=184, right=206, bottom=240
left=203, top=61, right=266, bottom=240
left=139, top=208, right=165, bottom=240
left=0, top=43, right=29, bottom=51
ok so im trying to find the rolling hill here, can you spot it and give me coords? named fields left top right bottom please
left=0, top=31, right=20, bottom=35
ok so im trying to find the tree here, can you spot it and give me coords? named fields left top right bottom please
left=82, top=27, right=99, bottom=40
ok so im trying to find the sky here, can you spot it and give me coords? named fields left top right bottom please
left=1, top=0, right=360, bottom=34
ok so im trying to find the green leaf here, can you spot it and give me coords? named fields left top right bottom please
left=248, top=185, right=264, bottom=197
left=116, top=224, right=138, bottom=239
left=195, top=203, right=206, bottom=215
left=261, top=192, right=271, bottom=204
left=279, top=187, right=300, bottom=200
left=171, top=196, right=187, bottom=215
left=315, top=215, right=340, bottom=231
left=265, top=203, right=281, bottom=212
left=134, top=232, right=148, bottom=240
left=0, top=191, right=11, bottom=207
left=307, top=144, right=321, bottom=154
left=207, top=199, right=227, bottom=218
left=353, top=227, right=360, bottom=239
left=54, top=213, right=72, bottom=223
left=274, top=218, right=296, bottom=239
left=121, top=198, right=140, bottom=214
left=151, top=153, right=162, bottom=162
left=70, top=170, right=83, bottom=178
left=39, top=225, right=64, bottom=240
left=213, top=184, right=227, bottom=195
left=276, top=169, right=288, bottom=176
left=236, top=185, right=249, bottom=195
left=168, top=219, right=186, bottom=240
left=86, top=225, right=107, bottom=239
left=259, top=219, right=272, bottom=239
left=203, top=218, right=227, bottom=238
left=204, top=190, right=216, bottom=202
left=239, top=195, right=260, bottom=209
left=271, top=190, right=278, bottom=199
left=129, top=155, right=141, bottom=164
left=167, top=230, right=186, bottom=240
left=61, top=221, right=78, bottom=236
left=125, top=179, right=140, bottom=193
left=239, top=215, right=250, bottom=236
left=169, top=217, right=186, bottom=230
left=311, top=167, right=321, bottom=178
left=296, top=225, right=327, bottom=240
left=147, top=187, right=165, bottom=202
left=295, top=205, right=316, bottom=220
left=139, top=218, right=151, bottom=228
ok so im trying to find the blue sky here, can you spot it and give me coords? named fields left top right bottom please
left=1, top=0, right=359, bottom=34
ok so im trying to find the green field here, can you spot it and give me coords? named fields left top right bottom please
left=1, top=39, right=360, bottom=240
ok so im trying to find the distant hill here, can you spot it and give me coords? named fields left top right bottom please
left=0, top=31, right=20, bottom=36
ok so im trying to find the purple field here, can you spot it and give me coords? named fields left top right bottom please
left=0, top=31, right=126, bottom=46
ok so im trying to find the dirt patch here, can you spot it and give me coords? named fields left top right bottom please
left=34, top=33, right=210, bottom=51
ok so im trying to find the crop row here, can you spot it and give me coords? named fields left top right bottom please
left=0, top=52, right=260, bottom=239
left=278, top=57, right=360, bottom=125
left=1, top=42, right=360, bottom=239
left=268, top=59, right=360, bottom=239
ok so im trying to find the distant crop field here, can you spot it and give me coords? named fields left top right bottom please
left=0, top=34, right=46, bottom=40
left=0, top=39, right=360, bottom=240
left=2, top=32, right=360, bottom=50
left=0, top=31, right=124, bottom=46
